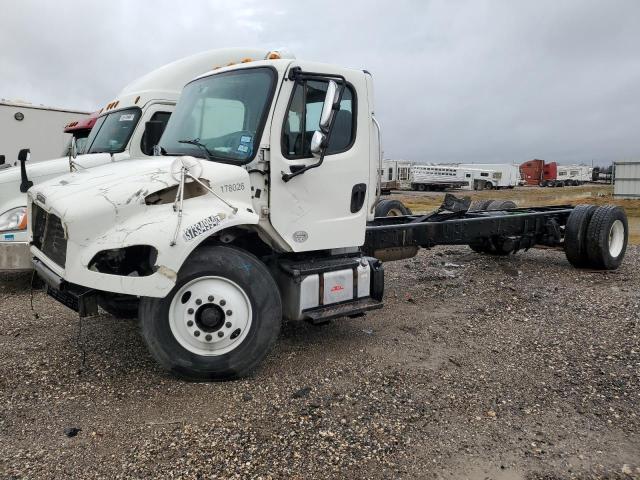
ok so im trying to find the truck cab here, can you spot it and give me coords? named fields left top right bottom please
left=0, top=48, right=290, bottom=272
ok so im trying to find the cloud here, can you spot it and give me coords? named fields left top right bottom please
left=1, top=0, right=638, bottom=165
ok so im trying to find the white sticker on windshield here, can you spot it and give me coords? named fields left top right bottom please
left=237, top=144, right=249, bottom=153
left=240, top=135, right=252, bottom=143
left=119, top=114, right=135, bottom=122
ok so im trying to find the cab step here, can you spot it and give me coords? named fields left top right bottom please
left=303, top=297, right=383, bottom=325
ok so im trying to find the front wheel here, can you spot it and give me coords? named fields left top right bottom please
left=139, top=246, right=282, bottom=381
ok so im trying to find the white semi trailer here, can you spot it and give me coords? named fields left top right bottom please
left=0, top=48, right=292, bottom=272
left=457, top=163, right=520, bottom=189
left=409, top=164, right=495, bottom=191
left=29, top=57, right=629, bottom=381
left=555, top=165, right=593, bottom=186
left=0, top=101, right=90, bottom=165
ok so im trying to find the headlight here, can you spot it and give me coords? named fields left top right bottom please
left=0, top=207, right=27, bottom=232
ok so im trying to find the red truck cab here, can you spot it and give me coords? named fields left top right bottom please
left=520, top=159, right=557, bottom=186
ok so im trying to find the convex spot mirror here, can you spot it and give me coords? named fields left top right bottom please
left=69, top=137, right=78, bottom=159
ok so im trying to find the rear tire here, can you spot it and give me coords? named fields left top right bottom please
left=375, top=199, right=412, bottom=217
left=417, top=184, right=426, bottom=192
left=585, top=206, right=628, bottom=270
left=139, top=246, right=282, bottom=380
left=564, top=205, right=596, bottom=268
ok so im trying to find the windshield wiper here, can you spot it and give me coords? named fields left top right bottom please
left=178, top=138, right=214, bottom=161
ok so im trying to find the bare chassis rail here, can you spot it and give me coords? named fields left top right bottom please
left=364, top=205, right=574, bottom=253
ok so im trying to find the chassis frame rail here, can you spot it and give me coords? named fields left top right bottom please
left=364, top=206, right=574, bottom=253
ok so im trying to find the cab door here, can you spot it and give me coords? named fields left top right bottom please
left=268, top=63, right=370, bottom=252
left=128, top=102, right=174, bottom=158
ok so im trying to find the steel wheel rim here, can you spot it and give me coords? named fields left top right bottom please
left=169, top=276, right=252, bottom=356
left=608, top=219, right=625, bottom=258
left=387, top=208, right=404, bottom=216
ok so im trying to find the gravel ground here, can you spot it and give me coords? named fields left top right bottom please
left=1, top=246, right=639, bottom=479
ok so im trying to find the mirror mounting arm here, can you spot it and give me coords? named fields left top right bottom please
left=281, top=152, right=326, bottom=183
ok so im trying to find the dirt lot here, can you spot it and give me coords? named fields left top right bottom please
left=1, top=243, right=639, bottom=479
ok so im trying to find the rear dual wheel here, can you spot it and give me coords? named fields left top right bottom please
left=564, top=205, right=628, bottom=270
left=139, top=246, right=282, bottom=380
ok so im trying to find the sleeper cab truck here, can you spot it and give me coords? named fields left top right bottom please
left=0, top=48, right=293, bottom=273
left=29, top=58, right=629, bottom=381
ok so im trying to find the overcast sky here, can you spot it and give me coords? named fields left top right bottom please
left=1, top=0, right=638, bottom=165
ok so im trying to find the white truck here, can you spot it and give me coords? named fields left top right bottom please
left=28, top=57, right=629, bottom=381
left=0, top=100, right=91, bottom=166
left=0, top=48, right=292, bottom=272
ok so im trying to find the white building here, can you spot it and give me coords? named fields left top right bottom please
left=614, top=160, right=640, bottom=198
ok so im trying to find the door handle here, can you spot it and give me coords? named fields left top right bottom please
left=350, top=183, right=367, bottom=213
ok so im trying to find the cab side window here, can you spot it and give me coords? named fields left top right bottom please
left=282, top=80, right=355, bottom=158
left=141, top=111, right=172, bottom=155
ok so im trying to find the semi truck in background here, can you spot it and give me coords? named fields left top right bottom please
left=0, top=100, right=90, bottom=165
left=520, top=159, right=557, bottom=186
left=519, top=159, right=592, bottom=187
left=0, top=48, right=294, bottom=272
left=27, top=55, right=629, bottom=380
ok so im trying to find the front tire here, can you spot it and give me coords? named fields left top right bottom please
left=139, top=246, right=282, bottom=381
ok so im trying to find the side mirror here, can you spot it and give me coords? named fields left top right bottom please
left=69, top=136, right=78, bottom=159
left=310, top=131, right=325, bottom=157
left=318, top=80, right=340, bottom=132
left=18, top=148, right=33, bottom=192
left=144, top=120, right=167, bottom=155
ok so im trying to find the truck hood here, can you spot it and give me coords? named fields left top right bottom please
left=0, top=152, right=121, bottom=215
left=29, top=156, right=253, bottom=212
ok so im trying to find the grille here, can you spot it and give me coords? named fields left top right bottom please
left=32, top=203, right=67, bottom=268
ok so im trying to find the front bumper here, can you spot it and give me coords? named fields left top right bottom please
left=0, top=241, right=32, bottom=272
left=33, top=258, right=98, bottom=317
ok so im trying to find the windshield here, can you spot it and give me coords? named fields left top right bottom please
left=86, top=108, right=141, bottom=154
left=160, top=67, right=276, bottom=164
